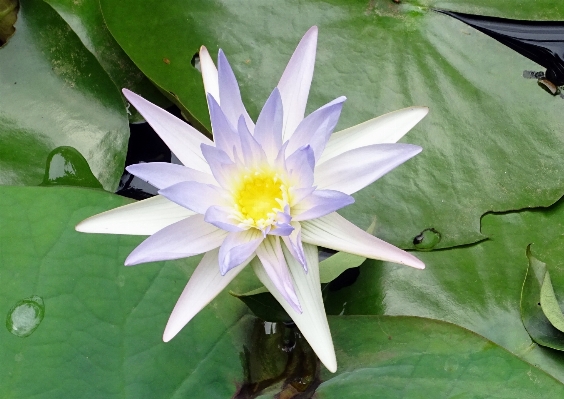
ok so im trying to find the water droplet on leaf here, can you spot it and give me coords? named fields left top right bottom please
left=40, top=146, right=102, bottom=189
left=6, top=295, right=45, bottom=338
left=413, top=228, right=441, bottom=250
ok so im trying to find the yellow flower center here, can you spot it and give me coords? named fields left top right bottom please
left=233, top=169, right=287, bottom=229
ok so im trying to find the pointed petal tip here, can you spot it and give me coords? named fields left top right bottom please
left=74, top=217, right=101, bottom=233
left=305, top=25, right=319, bottom=38
left=75, top=219, right=87, bottom=232
left=124, top=252, right=144, bottom=267
left=162, top=326, right=178, bottom=343
left=325, top=359, right=337, bottom=373
left=404, top=256, right=425, bottom=270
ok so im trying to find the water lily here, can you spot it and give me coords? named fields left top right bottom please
left=76, top=26, right=427, bottom=373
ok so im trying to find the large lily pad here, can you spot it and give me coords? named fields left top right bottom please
left=43, top=0, right=171, bottom=122
left=0, top=0, right=129, bottom=191
left=100, top=0, right=564, bottom=249
left=324, top=195, right=564, bottom=382
left=0, top=186, right=262, bottom=398
left=318, top=316, right=564, bottom=398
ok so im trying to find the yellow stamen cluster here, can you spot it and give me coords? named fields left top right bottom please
left=232, top=168, right=289, bottom=230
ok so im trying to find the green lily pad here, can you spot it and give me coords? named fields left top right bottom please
left=324, top=195, right=564, bottom=382
left=317, top=316, right=564, bottom=398
left=521, top=239, right=564, bottom=351
left=252, top=316, right=564, bottom=398
left=0, top=0, right=129, bottom=191
left=43, top=0, right=171, bottom=122
left=99, top=0, right=564, bottom=249
left=0, top=185, right=263, bottom=398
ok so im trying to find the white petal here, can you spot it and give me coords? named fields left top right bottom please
left=314, top=143, right=422, bottom=195
left=122, top=89, right=213, bottom=173
left=163, top=248, right=249, bottom=342
left=199, top=46, right=220, bottom=106
left=255, top=236, right=301, bottom=312
left=281, top=221, right=306, bottom=270
left=277, top=26, right=318, bottom=141
left=125, top=214, right=228, bottom=265
left=285, top=96, right=346, bottom=161
left=75, top=195, right=194, bottom=235
left=319, top=106, right=428, bottom=165
left=207, top=93, right=242, bottom=159
left=218, top=229, right=263, bottom=275
left=254, top=88, right=283, bottom=161
left=301, top=212, right=425, bottom=269
left=217, top=49, right=255, bottom=132
left=251, top=242, right=337, bottom=372
left=127, top=162, right=216, bottom=189
left=159, top=181, right=228, bottom=214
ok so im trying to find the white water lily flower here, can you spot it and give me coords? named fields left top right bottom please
left=76, top=26, right=427, bottom=373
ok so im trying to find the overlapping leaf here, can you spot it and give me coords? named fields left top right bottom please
left=0, top=0, right=129, bottom=191
left=521, top=238, right=564, bottom=351
left=316, top=316, right=564, bottom=398
left=43, top=0, right=171, bottom=122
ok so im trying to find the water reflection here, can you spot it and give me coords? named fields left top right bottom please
left=234, top=319, right=320, bottom=398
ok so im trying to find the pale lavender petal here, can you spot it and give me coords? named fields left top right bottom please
left=163, top=248, right=249, bottom=342
left=127, top=163, right=216, bottom=189
left=272, top=209, right=294, bottom=235
left=199, top=46, right=220, bottom=105
left=319, top=106, right=429, bottom=165
left=286, top=145, right=315, bottom=189
left=159, top=181, right=228, bottom=214
left=290, top=187, right=316, bottom=205
left=123, top=89, right=212, bottom=172
left=201, top=144, right=239, bottom=189
left=273, top=141, right=289, bottom=172
left=255, top=236, right=302, bottom=312
left=281, top=221, right=307, bottom=270
left=75, top=195, right=194, bottom=236
left=207, top=94, right=242, bottom=158
left=238, top=115, right=266, bottom=168
left=125, top=214, right=228, bottom=266
left=269, top=223, right=294, bottom=236
left=217, top=49, right=255, bottom=131
left=269, top=207, right=294, bottom=236
left=219, top=229, right=263, bottom=275
left=301, top=212, right=425, bottom=269
left=200, top=143, right=232, bottom=164
left=254, top=88, right=283, bottom=160
left=292, top=190, right=354, bottom=222
left=286, top=97, right=346, bottom=161
left=277, top=26, right=318, bottom=141
left=315, top=143, right=422, bottom=195
left=251, top=242, right=337, bottom=372
left=204, top=205, right=244, bottom=232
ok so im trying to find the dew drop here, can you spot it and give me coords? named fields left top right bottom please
left=40, top=146, right=102, bottom=189
left=413, top=228, right=441, bottom=250
left=6, top=295, right=45, bottom=338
